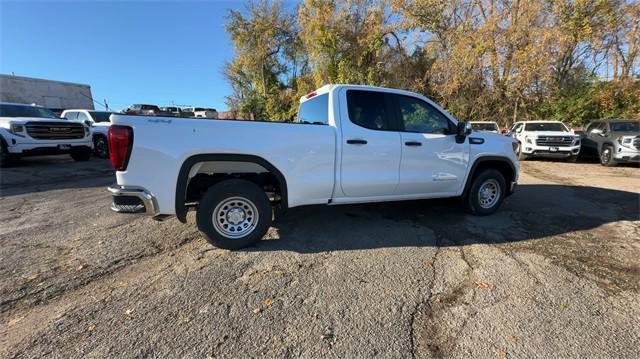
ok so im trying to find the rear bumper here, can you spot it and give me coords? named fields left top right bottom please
left=108, top=185, right=158, bottom=215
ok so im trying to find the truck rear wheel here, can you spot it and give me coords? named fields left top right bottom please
left=464, top=169, right=506, bottom=216
left=196, top=179, right=272, bottom=249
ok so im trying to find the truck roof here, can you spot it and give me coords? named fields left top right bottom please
left=299, top=84, right=429, bottom=103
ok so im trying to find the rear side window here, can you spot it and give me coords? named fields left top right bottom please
left=346, top=90, right=393, bottom=130
left=394, top=94, right=453, bottom=134
left=298, top=94, right=329, bottom=124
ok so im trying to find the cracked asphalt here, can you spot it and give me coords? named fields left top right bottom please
left=1, top=156, right=638, bottom=358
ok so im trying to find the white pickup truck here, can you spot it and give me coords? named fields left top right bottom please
left=108, top=85, right=519, bottom=249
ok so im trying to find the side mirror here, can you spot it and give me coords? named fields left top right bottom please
left=456, top=122, right=472, bottom=143
left=457, top=121, right=472, bottom=136
left=84, top=120, right=92, bottom=127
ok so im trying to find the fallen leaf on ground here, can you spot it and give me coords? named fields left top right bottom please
left=7, top=316, right=25, bottom=326
left=263, top=298, right=274, bottom=307
left=495, top=348, right=507, bottom=358
left=506, top=335, right=517, bottom=343
left=474, top=281, right=493, bottom=289
left=252, top=308, right=261, bottom=314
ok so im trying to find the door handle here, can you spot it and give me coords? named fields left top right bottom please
left=347, top=139, right=368, bottom=145
left=404, top=141, right=422, bottom=146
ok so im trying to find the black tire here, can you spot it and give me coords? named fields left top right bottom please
left=464, top=169, right=507, bottom=216
left=70, top=148, right=92, bottom=161
left=567, top=154, right=578, bottom=163
left=599, top=145, right=617, bottom=167
left=196, top=179, right=272, bottom=249
left=0, top=137, right=17, bottom=168
left=516, top=142, right=528, bottom=161
left=93, top=135, right=109, bottom=158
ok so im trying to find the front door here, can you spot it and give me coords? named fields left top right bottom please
left=339, top=89, right=402, bottom=197
left=392, top=94, right=469, bottom=195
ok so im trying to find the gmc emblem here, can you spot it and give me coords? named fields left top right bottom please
left=49, top=127, right=71, bottom=133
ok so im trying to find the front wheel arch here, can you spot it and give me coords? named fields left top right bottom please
left=463, top=156, right=516, bottom=197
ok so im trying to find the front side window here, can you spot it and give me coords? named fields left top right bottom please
left=298, top=94, right=328, bottom=124
left=64, top=111, right=78, bottom=120
left=395, top=95, right=453, bottom=134
left=346, top=90, right=393, bottom=130
left=76, top=112, right=90, bottom=123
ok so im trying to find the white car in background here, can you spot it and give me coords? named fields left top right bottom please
left=184, top=107, right=218, bottom=119
left=509, top=120, right=581, bottom=162
left=470, top=121, right=500, bottom=133
left=62, top=109, right=114, bottom=158
left=0, top=102, right=93, bottom=167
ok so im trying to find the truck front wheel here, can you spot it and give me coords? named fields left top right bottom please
left=464, top=169, right=506, bottom=215
left=70, top=148, right=92, bottom=161
left=196, top=179, right=272, bottom=249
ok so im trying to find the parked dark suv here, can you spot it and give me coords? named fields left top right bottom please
left=581, top=120, right=640, bottom=166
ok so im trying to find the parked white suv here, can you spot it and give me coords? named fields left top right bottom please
left=470, top=121, right=500, bottom=133
left=62, top=109, right=113, bottom=158
left=510, top=120, right=580, bottom=161
left=107, top=85, right=519, bottom=249
left=0, top=102, right=93, bottom=167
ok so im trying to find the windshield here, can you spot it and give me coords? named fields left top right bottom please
left=471, top=123, right=498, bottom=131
left=610, top=121, right=639, bottom=132
left=524, top=122, right=568, bottom=132
left=89, top=111, right=112, bottom=123
left=0, top=104, right=59, bottom=119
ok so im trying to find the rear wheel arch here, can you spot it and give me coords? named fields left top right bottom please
left=464, top=156, right=516, bottom=196
left=175, top=154, right=288, bottom=223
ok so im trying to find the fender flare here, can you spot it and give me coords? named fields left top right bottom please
left=598, top=141, right=614, bottom=154
left=175, top=154, right=288, bottom=223
left=463, top=156, right=517, bottom=195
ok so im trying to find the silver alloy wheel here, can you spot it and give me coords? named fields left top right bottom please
left=601, top=147, right=611, bottom=164
left=478, top=179, right=501, bottom=209
left=212, top=196, right=259, bottom=239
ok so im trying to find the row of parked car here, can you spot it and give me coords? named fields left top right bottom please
left=121, top=104, right=218, bottom=119
left=0, top=101, right=638, bottom=168
left=0, top=102, right=219, bottom=167
left=470, top=119, right=640, bottom=167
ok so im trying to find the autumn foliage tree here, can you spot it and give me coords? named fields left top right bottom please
left=224, top=0, right=639, bottom=126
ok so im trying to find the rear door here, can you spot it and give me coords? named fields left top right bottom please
left=338, top=89, right=401, bottom=197
left=391, top=94, right=469, bottom=195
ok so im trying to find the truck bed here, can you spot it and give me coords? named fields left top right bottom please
left=110, top=115, right=337, bottom=214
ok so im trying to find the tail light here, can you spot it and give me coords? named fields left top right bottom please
left=108, top=125, right=133, bottom=171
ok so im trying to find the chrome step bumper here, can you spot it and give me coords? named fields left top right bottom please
left=108, top=185, right=158, bottom=215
